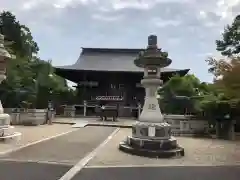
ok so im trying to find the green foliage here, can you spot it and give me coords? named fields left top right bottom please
left=158, top=74, right=214, bottom=114
left=0, top=11, right=75, bottom=108
left=216, top=15, right=240, bottom=57
left=0, top=11, right=39, bottom=57
left=205, top=14, right=240, bottom=105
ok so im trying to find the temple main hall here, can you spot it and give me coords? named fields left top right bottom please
left=54, top=47, right=189, bottom=116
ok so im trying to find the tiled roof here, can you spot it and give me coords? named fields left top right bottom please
left=55, top=48, right=189, bottom=73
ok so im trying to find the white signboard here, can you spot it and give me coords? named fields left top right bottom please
left=148, top=126, right=155, bottom=137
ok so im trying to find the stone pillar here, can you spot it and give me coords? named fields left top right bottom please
left=138, top=74, right=163, bottom=123
left=83, top=100, right=87, bottom=116
left=64, top=105, right=76, bottom=117
left=215, top=121, right=221, bottom=138
left=137, top=103, right=141, bottom=118
left=228, top=120, right=235, bottom=140
left=180, top=120, right=190, bottom=132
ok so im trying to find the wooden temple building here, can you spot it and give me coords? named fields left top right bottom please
left=54, top=48, right=189, bottom=116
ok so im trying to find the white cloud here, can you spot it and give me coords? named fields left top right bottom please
left=22, top=0, right=40, bottom=10
left=98, top=6, right=111, bottom=12
left=21, top=0, right=98, bottom=10
left=152, top=17, right=182, bottom=28
left=211, top=0, right=240, bottom=20
left=199, top=11, right=207, bottom=19
left=108, top=0, right=193, bottom=11
left=1, top=0, right=240, bottom=83
left=110, top=0, right=152, bottom=10
left=92, top=13, right=123, bottom=21
left=167, top=38, right=181, bottom=45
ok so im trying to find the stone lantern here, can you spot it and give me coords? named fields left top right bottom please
left=0, top=34, right=21, bottom=141
left=0, top=34, right=11, bottom=116
left=119, top=35, right=184, bottom=158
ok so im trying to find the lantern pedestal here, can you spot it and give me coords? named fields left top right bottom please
left=119, top=122, right=184, bottom=158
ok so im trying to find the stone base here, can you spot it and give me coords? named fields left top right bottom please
left=0, top=125, right=22, bottom=143
left=0, top=125, right=15, bottom=136
left=119, top=136, right=184, bottom=158
left=132, top=121, right=171, bottom=140
left=0, top=113, right=10, bottom=126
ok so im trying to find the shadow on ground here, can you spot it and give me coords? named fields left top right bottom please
left=0, top=161, right=72, bottom=180
left=73, top=166, right=240, bottom=180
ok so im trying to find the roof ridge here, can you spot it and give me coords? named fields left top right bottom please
left=81, top=47, right=144, bottom=54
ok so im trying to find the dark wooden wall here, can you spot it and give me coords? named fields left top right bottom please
left=76, top=71, right=144, bottom=106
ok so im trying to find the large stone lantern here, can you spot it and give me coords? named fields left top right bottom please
left=119, top=35, right=184, bottom=158
left=0, top=34, right=21, bottom=141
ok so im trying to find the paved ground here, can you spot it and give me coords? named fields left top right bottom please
left=0, top=161, right=72, bottom=180
left=0, top=125, right=240, bottom=180
left=75, top=128, right=240, bottom=180
left=0, top=126, right=116, bottom=165
left=0, top=124, right=74, bottom=154
left=72, top=166, right=240, bottom=180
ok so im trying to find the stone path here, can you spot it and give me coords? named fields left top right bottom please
left=0, top=127, right=116, bottom=165
left=0, top=124, right=74, bottom=155
left=0, top=125, right=239, bottom=180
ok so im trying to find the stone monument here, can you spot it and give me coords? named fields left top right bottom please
left=0, top=34, right=21, bottom=141
left=119, top=35, right=184, bottom=158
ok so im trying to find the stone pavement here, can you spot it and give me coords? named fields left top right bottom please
left=0, top=161, right=71, bottom=180
left=0, top=126, right=117, bottom=180
left=0, top=125, right=239, bottom=180
left=0, top=124, right=74, bottom=155
left=0, top=127, right=116, bottom=165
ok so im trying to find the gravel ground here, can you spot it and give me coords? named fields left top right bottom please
left=87, top=128, right=240, bottom=167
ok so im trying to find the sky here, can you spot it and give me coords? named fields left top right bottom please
left=1, top=0, right=240, bottom=83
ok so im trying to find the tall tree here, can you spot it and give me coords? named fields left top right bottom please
left=0, top=11, right=74, bottom=108
left=216, top=14, right=240, bottom=57
left=206, top=14, right=240, bottom=81
left=0, top=11, right=39, bottom=57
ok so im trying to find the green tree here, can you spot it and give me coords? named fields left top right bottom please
left=206, top=14, right=240, bottom=99
left=0, top=11, right=39, bottom=58
left=158, top=74, right=213, bottom=114
left=216, top=14, right=240, bottom=57
left=0, top=11, right=75, bottom=108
